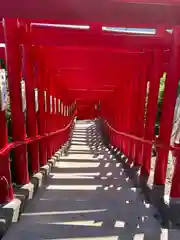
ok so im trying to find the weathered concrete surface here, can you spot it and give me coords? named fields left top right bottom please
left=3, top=121, right=180, bottom=239
left=0, top=148, right=61, bottom=238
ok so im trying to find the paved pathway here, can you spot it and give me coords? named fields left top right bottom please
left=3, top=121, right=180, bottom=239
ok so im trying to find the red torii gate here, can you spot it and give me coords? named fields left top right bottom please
left=1, top=0, right=180, bottom=26
left=0, top=1, right=180, bottom=221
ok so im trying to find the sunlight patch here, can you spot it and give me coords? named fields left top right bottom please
left=97, top=154, right=104, bottom=159
left=114, top=221, right=125, bottom=228
left=60, top=154, right=95, bottom=159
left=56, top=162, right=100, bottom=168
left=46, top=185, right=102, bottom=190
left=106, top=172, right=112, bottom=176
left=105, top=163, right=110, bottom=167
left=101, top=177, right=107, bottom=180
left=50, top=237, right=119, bottom=240
left=50, top=173, right=95, bottom=179
left=133, top=234, right=144, bottom=240
left=71, top=141, right=87, bottom=145
left=47, top=220, right=103, bottom=227
left=71, top=137, right=87, bottom=141
left=50, top=172, right=100, bottom=179
left=70, top=146, right=90, bottom=150
left=22, top=209, right=107, bottom=216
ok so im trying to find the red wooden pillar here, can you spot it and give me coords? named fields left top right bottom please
left=141, top=49, right=162, bottom=177
left=60, top=99, right=65, bottom=147
left=57, top=87, right=62, bottom=147
left=23, top=24, right=39, bottom=173
left=56, top=102, right=61, bottom=145
left=111, top=99, right=116, bottom=147
left=60, top=99, right=63, bottom=146
left=120, top=80, right=125, bottom=153
left=114, top=103, right=120, bottom=149
left=62, top=102, right=66, bottom=144
left=113, top=95, right=118, bottom=148
left=122, top=78, right=127, bottom=156
left=56, top=96, right=60, bottom=147
left=116, top=112, right=121, bottom=150
left=46, top=72, right=54, bottom=159
left=61, top=101, right=65, bottom=145
left=49, top=75, right=54, bottom=154
left=66, top=103, right=71, bottom=143
left=134, top=57, right=147, bottom=166
left=110, top=99, right=115, bottom=146
left=3, top=18, right=29, bottom=184
left=53, top=78, right=58, bottom=153
left=36, top=48, right=47, bottom=165
left=127, top=74, right=134, bottom=163
left=115, top=83, right=121, bottom=151
left=124, top=75, right=131, bottom=156
left=51, top=75, right=56, bottom=155
left=120, top=82, right=125, bottom=152
left=154, top=29, right=180, bottom=185
left=0, top=66, right=13, bottom=203
left=129, top=73, right=138, bottom=162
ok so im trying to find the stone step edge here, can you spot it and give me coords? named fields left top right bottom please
left=107, top=142, right=180, bottom=230
left=0, top=140, right=70, bottom=239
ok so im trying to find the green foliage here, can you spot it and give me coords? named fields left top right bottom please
left=6, top=107, right=12, bottom=142
left=156, top=73, right=166, bottom=126
left=0, top=59, right=5, bottom=69
left=155, top=73, right=180, bottom=135
left=5, top=75, right=12, bottom=142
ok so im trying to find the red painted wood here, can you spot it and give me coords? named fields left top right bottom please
left=126, top=74, right=135, bottom=163
left=36, top=47, right=48, bottom=166
left=23, top=24, right=40, bottom=173
left=1, top=1, right=180, bottom=26
left=0, top=11, right=179, bottom=204
left=134, top=58, right=148, bottom=166
left=4, top=18, right=29, bottom=185
left=0, top=23, right=4, bottom=43
left=28, top=26, right=170, bottom=48
left=77, top=101, right=98, bottom=120
left=141, top=49, right=163, bottom=177
left=154, top=28, right=180, bottom=185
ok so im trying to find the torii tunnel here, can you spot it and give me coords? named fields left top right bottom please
left=1, top=1, right=180, bottom=207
